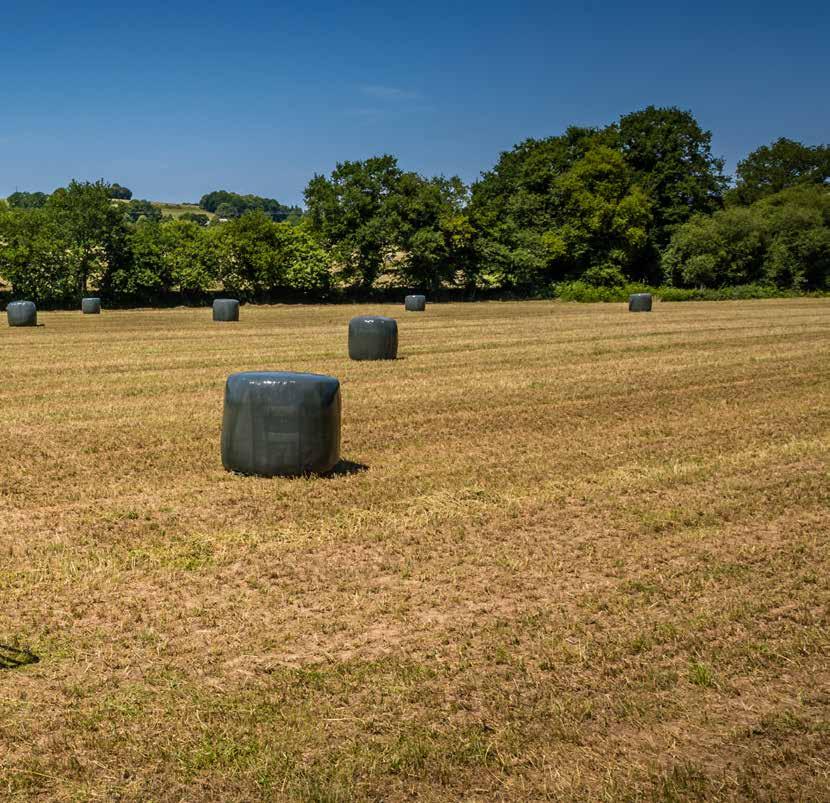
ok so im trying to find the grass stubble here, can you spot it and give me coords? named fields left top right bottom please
left=0, top=299, right=828, bottom=801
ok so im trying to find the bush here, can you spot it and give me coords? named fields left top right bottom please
left=554, top=280, right=651, bottom=302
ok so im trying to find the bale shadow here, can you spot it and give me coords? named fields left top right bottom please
left=325, top=459, right=369, bottom=478
left=0, top=644, right=40, bottom=670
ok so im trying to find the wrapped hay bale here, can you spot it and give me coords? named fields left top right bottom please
left=81, top=297, right=102, bottom=315
left=7, top=301, right=37, bottom=327
left=213, top=299, right=240, bottom=321
left=221, top=371, right=341, bottom=477
left=348, top=316, right=398, bottom=361
left=628, top=293, right=653, bottom=312
left=405, top=294, right=426, bottom=311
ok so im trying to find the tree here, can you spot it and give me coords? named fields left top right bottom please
left=468, top=127, right=617, bottom=288
left=727, top=138, right=830, bottom=205
left=109, top=183, right=133, bottom=200
left=214, top=211, right=329, bottom=293
left=7, top=191, right=49, bottom=209
left=46, top=180, right=131, bottom=295
left=662, top=184, right=830, bottom=290
left=469, top=130, right=653, bottom=288
left=391, top=174, right=478, bottom=290
left=107, top=220, right=170, bottom=298
left=759, top=185, right=830, bottom=289
left=542, top=146, right=653, bottom=282
left=123, top=199, right=162, bottom=223
left=214, top=202, right=239, bottom=220
left=304, top=155, right=404, bottom=288
left=615, top=106, right=728, bottom=247
left=0, top=206, right=77, bottom=301
left=662, top=207, right=764, bottom=288
left=161, top=220, right=218, bottom=293
left=198, top=190, right=299, bottom=220
left=178, top=211, right=211, bottom=227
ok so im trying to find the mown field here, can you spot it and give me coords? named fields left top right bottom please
left=1, top=299, right=829, bottom=801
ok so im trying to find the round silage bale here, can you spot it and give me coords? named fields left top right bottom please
left=81, top=297, right=101, bottom=315
left=221, top=371, right=341, bottom=476
left=405, top=294, right=426, bottom=311
left=7, top=301, right=37, bottom=327
left=628, top=293, right=653, bottom=312
left=348, top=316, right=398, bottom=361
left=213, top=299, right=240, bottom=322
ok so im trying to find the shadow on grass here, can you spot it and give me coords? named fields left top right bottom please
left=0, top=644, right=40, bottom=670
left=324, top=460, right=369, bottom=478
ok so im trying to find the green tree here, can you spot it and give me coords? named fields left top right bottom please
left=199, top=190, right=299, bottom=220
left=543, top=146, right=653, bottom=282
left=0, top=206, right=77, bottom=301
left=123, top=199, right=163, bottom=223
left=662, top=207, right=764, bottom=288
left=615, top=106, right=728, bottom=247
left=162, top=220, right=218, bottom=293
left=178, top=211, right=211, bottom=227
left=662, top=185, right=830, bottom=290
left=7, top=191, right=49, bottom=209
left=469, top=127, right=617, bottom=287
left=214, top=211, right=329, bottom=293
left=758, top=185, right=830, bottom=289
left=304, top=155, right=403, bottom=289
left=106, top=220, right=170, bottom=298
left=109, top=183, right=133, bottom=200
left=727, top=138, right=830, bottom=205
left=392, top=174, right=478, bottom=291
left=45, top=180, right=131, bottom=295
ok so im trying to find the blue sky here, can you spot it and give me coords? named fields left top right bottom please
left=1, top=0, right=827, bottom=205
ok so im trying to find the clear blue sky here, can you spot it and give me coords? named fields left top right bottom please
left=1, top=0, right=827, bottom=205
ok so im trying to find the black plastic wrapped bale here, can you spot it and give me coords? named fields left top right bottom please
left=7, top=301, right=37, bottom=327
left=221, top=371, right=341, bottom=477
left=629, top=293, right=653, bottom=312
left=213, top=299, right=240, bottom=322
left=348, top=316, right=398, bottom=361
left=405, top=294, right=426, bottom=311
left=81, top=297, right=101, bottom=315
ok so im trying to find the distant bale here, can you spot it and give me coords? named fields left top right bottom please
left=81, top=297, right=101, bottom=315
left=213, top=299, right=240, bottom=322
left=629, top=293, right=653, bottom=312
left=7, top=301, right=37, bottom=327
left=405, top=294, right=426, bottom=312
left=221, top=371, right=341, bottom=477
left=348, top=316, right=398, bottom=361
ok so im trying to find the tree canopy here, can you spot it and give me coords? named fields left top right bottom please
left=727, top=138, right=830, bottom=206
left=199, top=190, right=301, bottom=221
left=1, top=109, right=828, bottom=303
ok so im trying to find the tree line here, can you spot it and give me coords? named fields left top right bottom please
left=1, top=106, right=828, bottom=305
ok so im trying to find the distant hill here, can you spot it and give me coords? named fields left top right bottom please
left=152, top=201, right=217, bottom=220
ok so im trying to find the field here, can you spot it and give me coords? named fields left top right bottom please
left=1, top=299, right=829, bottom=801
left=151, top=201, right=216, bottom=220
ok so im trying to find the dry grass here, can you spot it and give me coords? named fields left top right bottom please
left=1, top=299, right=829, bottom=802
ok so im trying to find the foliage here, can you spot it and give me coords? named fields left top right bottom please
left=179, top=211, right=211, bottom=226
left=123, top=199, right=163, bottom=223
left=304, top=155, right=405, bottom=289
left=0, top=205, right=78, bottom=301
left=7, top=191, right=49, bottom=209
left=663, top=185, right=830, bottom=290
left=727, top=138, right=830, bottom=205
left=109, top=183, right=133, bottom=200
left=199, top=190, right=300, bottom=221
left=554, top=280, right=651, bottom=302
left=615, top=106, right=728, bottom=246
left=1, top=112, right=828, bottom=304
left=213, top=211, right=329, bottom=292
